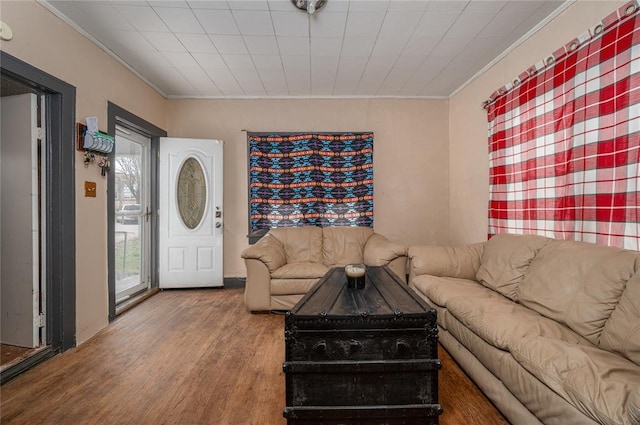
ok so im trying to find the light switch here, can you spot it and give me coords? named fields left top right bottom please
left=84, top=181, right=96, bottom=197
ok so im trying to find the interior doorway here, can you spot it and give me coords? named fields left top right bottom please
left=0, top=87, right=46, bottom=370
left=0, top=52, right=76, bottom=384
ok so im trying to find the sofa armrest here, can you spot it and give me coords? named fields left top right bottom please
left=243, top=259, right=272, bottom=312
left=408, top=243, right=485, bottom=281
left=241, top=234, right=286, bottom=272
left=364, top=233, right=407, bottom=266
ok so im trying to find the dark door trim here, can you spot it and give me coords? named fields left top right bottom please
left=0, top=51, right=77, bottom=383
left=107, top=102, right=166, bottom=322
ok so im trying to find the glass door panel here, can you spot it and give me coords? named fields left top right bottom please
left=114, top=126, right=150, bottom=304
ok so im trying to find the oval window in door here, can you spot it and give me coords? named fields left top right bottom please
left=177, top=157, right=207, bottom=230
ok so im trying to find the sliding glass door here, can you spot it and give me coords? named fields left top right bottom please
left=113, top=125, right=151, bottom=304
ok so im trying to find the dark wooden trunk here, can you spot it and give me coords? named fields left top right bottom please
left=283, top=266, right=442, bottom=425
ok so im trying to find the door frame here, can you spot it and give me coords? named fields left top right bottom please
left=0, top=52, right=76, bottom=383
left=107, top=102, right=166, bottom=322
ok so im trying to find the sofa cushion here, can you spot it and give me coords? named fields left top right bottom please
left=322, top=226, right=373, bottom=266
left=446, top=293, right=592, bottom=352
left=475, top=233, right=550, bottom=301
left=628, top=384, right=640, bottom=425
left=409, top=243, right=484, bottom=280
left=519, top=240, right=640, bottom=345
left=410, top=275, right=494, bottom=309
left=511, top=336, right=640, bottom=425
left=271, top=278, right=322, bottom=296
left=271, top=262, right=328, bottom=279
left=270, top=226, right=323, bottom=264
left=600, top=269, right=640, bottom=366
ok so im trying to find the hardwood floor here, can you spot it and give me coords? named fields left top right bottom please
left=0, top=345, right=36, bottom=370
left=1, top=288, right=509, bottom=425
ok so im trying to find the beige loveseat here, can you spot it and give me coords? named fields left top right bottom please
left=408, top=234, right=640, bottom=425
left=241, top=226, right=407, bottom=312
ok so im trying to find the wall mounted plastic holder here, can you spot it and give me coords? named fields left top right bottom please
left=84, top=130, right=114, bottom=153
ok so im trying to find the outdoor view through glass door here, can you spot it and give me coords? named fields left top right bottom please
left=114, top=126, right=150, bottom=304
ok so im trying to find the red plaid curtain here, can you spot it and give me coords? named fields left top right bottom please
left=485, top=1, right=640, bottom=250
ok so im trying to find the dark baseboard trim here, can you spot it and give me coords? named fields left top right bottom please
left=0, top=347, right=58, bottom=385
left=224, top=277, right=246, bottom=288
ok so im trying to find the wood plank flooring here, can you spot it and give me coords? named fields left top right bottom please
left=0, top=345, right=36, bottom=370
left=1, top=288, right=509, bottom=425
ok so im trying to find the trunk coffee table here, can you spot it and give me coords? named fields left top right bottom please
left=283, top=265, right=443, bottom=425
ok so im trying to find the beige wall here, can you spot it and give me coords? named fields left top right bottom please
left=1, top=1, right=167, bottom=344
left=166, top=98, right=450, bottom=277
left=448, top=0, right=626, bottom=246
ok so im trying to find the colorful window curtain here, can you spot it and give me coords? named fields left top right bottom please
left=248, top=132, right=373, bottom=233
left=484, top=1, right=640, bottom=250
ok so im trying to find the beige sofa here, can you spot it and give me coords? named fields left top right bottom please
left=408, top=234, right=640, bottom=425
left=241, top=226, right=407, bottom=312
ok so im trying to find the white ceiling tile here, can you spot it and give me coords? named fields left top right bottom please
left=116, top=49, right=173, bottom=70
left=502, top=1, right=544, bottom=11
left=162, top=51, right=200, bottom=67
left=193, top=9, right=240, bottom=34
left=142, top=32, right=187, bottom=52
left=282, top=55, right=311, bottom=72
left=430, top=37, right=470, bottom=58
left=153, top=7, right=204, bottom=34
left=286, top=77, right=311, bottom=95
left=277, top=36, right=310, bottom=55
left=244, top=36, right=279, bottom=55
left=227, top=0, right=270, bottom=10
left=340, top=37, right=376, bottom=57
left=147, top=1, right=189, bottom=8
left=271, top=11, right=309, bottom=36
left=193, top=52, right=228, bottom=67
left=344, top=12, right=386, bottom=37
left=322, top=0, right=349, bottom=12
left=445, top=11, right=495, bottom=39
left=232, top=10, right=275, bottom=35
left=413, top=11, right=459, bottom=37
left=464, top=1, right=507, bottom=12
left=59, top=2, right=135, bottom=31
left=393, top=55, right=425, bottom=73
left=210, top=35, right=249, bottom=54
left=387, top=1, right=428, bottom=12
left=267, top=0, right=299, bottom=11
left=176, top=66, right=221, bottom=94
left=478, top=9, right=530, bottom=38
left=349, top=1, right=389, bottom=12
left=402, top=37, right=439, bottom=56
left=252, top=55, right=284, bottom=70
left=379, top=12, right=422, bottom=39
left=311, top=55, right=340, bottom=72
left=93, top=29, right=157, bottom=51
left=203, top=66, right=235, bottom=80
left=310, top=38, right=343, bottom=56
left=114, top=5, right=170, bottom=32
left=187, top=1, right=229, bottom=9
left=234, top=70, right=267, bottom=95
left=337, top=56, right=369, bottom=73
left=426, top=1, right=469, bottom=11
left=176, top=33, right=218, bottom=52
left=362, top=56, right=395, bottom=78
left=310, top=12, right=347, bottom=37
left=371, top=37, right=404, bottom=57
left=258, top=68, right=287, bottom=83
left=143, top=66, right=197, bottom=95
left=223, top=54, right=256, bottom=69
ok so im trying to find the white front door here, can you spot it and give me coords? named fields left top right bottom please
left=159, top=138, right=223, bottom=288
left=0, top=93, right=41, bottom=348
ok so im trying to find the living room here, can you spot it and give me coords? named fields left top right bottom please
left=1, top=1, right=638, bottom=424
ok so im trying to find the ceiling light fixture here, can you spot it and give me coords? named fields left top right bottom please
left=292, top=0, right=326, bottom=15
